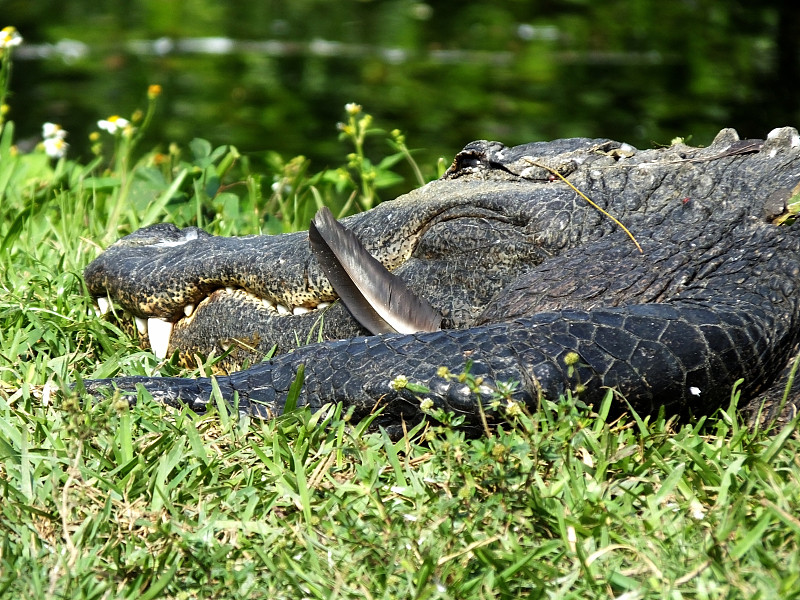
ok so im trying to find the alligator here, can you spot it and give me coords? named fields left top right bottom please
left=82, top=127, right=800, bottom=435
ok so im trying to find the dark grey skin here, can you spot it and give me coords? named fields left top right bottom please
left=83, top=128, right=800, bottom=435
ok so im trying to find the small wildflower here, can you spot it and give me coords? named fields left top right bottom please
left=505, top=399, right=523, bottom=417
left=690, top=501, right=706, bottom=520
left=131, top=109, right=143, bottom=124
left=89, top=131, right=100, bottom=142
left=390, top=375, right=409, bottom=391
left=97, top=115, right=130, bottom=135
left=43, top=136, right=68, bottom=159
left=337, top=122, right=355, bottom=136
left=491, top=443, right=507, bottom=461
left=344, top=102, right=362, bottom=115
left=42, top=122, right=67, bottom=140
left=436, top=366, right=450, bottom=378
left=419, top=398, right=434, bottom=412
left=148, top=84, right=162, bottom=99
left=0, top=26, right=23, bottom=49
left=564, top=352, right=580, bottom=366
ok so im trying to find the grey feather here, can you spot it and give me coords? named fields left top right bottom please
left=309, top=207, right=441, bottom=335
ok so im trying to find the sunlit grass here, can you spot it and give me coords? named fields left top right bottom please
left=1, top=31, right=799, bottom=599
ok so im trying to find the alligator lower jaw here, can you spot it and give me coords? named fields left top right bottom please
left=94, top=287, right=336, bottom=361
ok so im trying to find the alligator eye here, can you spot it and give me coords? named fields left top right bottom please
left=446, top=150, right=485, bottom=174
left=458, top=153, right=484, bottom=170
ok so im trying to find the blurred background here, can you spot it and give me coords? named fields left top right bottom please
left=3, top=0, right=799, bottom=180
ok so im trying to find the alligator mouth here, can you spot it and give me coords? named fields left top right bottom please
left=94, top=286, right=335, bottom=359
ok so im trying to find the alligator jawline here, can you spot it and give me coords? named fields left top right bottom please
left=95, top=286, right=336, bottom=359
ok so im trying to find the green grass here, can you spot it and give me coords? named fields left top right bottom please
left=0, top=85, right=799, bottom=598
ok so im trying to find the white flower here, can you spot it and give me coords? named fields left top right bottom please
left=0, top=27, right=23, bottom=49
left=43, top=136, right=68, bottom=159
left=97, top=115, right=130, bottom=135
left=42, top=122, right=67, bottom=140
left=344, top=102, right=362, bottom=115
left=690, top=501, right=706, bottom=520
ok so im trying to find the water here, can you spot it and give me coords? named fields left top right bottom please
left=3, top=1, right=797, bottom=182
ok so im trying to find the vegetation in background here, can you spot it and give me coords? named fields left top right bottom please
left=3, top=1, right=799, bottom=180
left=1, top=27, right=799, bottom=599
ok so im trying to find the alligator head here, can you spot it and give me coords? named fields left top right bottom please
left=84, top=128, right=800, bottom=431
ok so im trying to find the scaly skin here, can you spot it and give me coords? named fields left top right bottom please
left=83, top=128, right=800, bottom=431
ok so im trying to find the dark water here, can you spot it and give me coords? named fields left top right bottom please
left=3, top=0, right=799, bottom=182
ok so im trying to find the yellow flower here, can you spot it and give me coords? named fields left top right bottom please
left=390, top=375, right=408, bottom=391
left=344, top=102, right=362, bottom=115
left=148, top=84, right=162, bottom=99
left=98, top=115, right=131, bottom=135
left=504, top=400, right=523, bottom=418
left=0, top=27, right=23, bottom=49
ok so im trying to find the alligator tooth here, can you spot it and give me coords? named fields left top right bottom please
left=316, top=301, right=331, bottom=309
left=184, top=303, right=195, bottom=317
left=263, top=298, right=276, bottom=310
left=292, top=306, right=310, bottom=315
left=276, top=303, right=290, bottom=316
left=147, top=318, right=173, bottom=359
left=226, top=286, right=235, bottom=293
left=134, top=316, right=148, bottom=335
left=97, top=296, right=111, bottom=315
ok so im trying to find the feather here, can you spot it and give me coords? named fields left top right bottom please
left=309, top=207, right=441, bottom=335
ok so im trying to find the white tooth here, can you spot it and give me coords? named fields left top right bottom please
left=263, top=298, right=275, bottom=309
left=316, top=302, right=331, bottom=309
left=276, top=303, right=290, bottom=316
left=293, top=306, right=310, bottom=315
left=226, top=286, right=235, bottom=294
left=184, top=303, right=195, bottom=317
left=147, top=318, right=173, bottom=359
left=97, top=296, right=110, bottom=315
left=134, top=317, right=148, bottom=335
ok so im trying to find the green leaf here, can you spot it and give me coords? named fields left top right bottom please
left=284, top=364, right=305, bottom=414
left=730, top=511, right=772, bottom=560
left=189, top=137, right=213, bottom=160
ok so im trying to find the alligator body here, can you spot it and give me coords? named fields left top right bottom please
left=83, top=128, right=800, bottom=434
